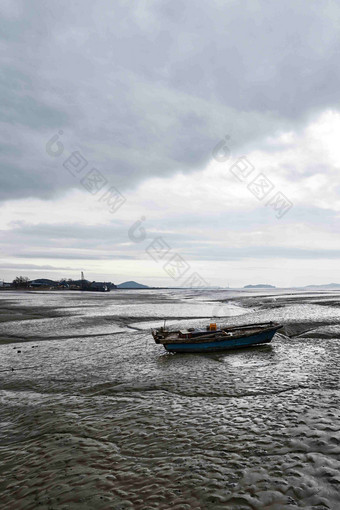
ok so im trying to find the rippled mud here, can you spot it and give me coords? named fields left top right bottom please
left=0, top=289, right=340, bottom=509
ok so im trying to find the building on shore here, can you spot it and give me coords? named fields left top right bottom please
left=87, top=281, right=111, bottom=292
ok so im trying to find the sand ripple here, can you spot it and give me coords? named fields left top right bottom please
left=0, top=289, right=340, bottom=509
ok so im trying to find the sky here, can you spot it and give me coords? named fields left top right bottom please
left=1, top=0, right=340, bottom=287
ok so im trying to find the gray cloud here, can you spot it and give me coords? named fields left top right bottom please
left=15, top=252, right=134, bottom=261
left=2, top=211, right=340, bottom=264
left=0, top=262, right=74, bottom=270
left=2, top=0, right=340, bottom=201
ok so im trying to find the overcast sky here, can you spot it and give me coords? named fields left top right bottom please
left=1, top=0, right=340, bottom=287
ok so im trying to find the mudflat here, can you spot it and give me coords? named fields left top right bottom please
left=0, top=288, right=339, bottom=509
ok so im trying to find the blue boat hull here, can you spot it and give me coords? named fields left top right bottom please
left=164, top=328, right=278, bottom=353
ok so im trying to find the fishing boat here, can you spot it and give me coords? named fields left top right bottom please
left=152, top=321, right=282, bottom=353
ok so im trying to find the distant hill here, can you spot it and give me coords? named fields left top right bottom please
left=244, top=284, right=276, bottom=289
left=117, top=281, right=149, bottom=289
left=303, top=283, right=340, bottom=289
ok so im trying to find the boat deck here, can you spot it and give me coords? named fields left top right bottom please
left=153, top=322, right=281, bottom=345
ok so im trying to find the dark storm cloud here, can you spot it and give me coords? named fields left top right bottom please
left=1, top=0, right=340, bottom=201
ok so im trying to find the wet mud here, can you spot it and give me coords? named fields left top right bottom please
left=0, top=289, right=339, bottom=509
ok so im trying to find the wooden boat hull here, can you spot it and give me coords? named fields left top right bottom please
left=163, top=327, right=279, bottom=353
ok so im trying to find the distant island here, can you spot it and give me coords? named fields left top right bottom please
left=303, top=283, right=340, bottom=289
left=244, top=284, right=276, bottom=289
left=117, top=281, right=149, bottom=289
